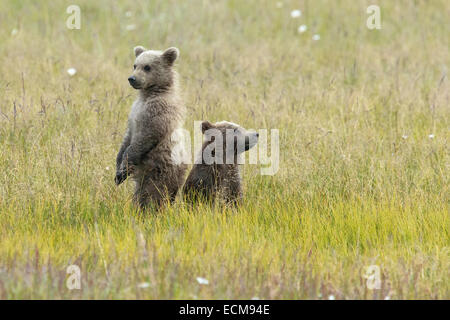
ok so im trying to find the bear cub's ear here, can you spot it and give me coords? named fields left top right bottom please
left=134, top=46, right=146, bottom=57
left=201, top=121, right=214, bottom=134
left=162, top=47, right=179, bottom=65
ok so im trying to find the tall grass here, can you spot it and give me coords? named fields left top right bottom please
left=0, top=0, right=448, bottom=299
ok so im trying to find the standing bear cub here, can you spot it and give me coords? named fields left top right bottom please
left=183, top=121, right=259, bottom=205
left=115, top=46, right=187, bottom=209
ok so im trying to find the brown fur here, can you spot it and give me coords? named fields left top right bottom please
left=115, top=46, right=187, bottom=209
left=183, top=121, right=258, bottom=206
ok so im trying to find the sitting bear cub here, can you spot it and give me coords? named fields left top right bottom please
left=183, top=121, right=258, bottom=205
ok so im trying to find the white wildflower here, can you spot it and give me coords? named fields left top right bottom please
left=298, top=25, right=307, bottom=33
left=328, top=294, right=335, bottom=300
left=196, top=277, right=209, bottom=285
left=428, top=134, right=434, bottom=139
left=105, top=166, right=110, bottom=171
left=138, top=282, right=150, bottom=288
left=251, top=296, right=260, bottom=300
left=67, top=68, right=77, bottom=76
left=290, top=10, right=301, bottom=18
left=312, top=34, right=321, bottom=41
left=402, top=135, right=408, bottom=140
left=11, top=29, right=18, bottom=36
left=384, top=296, right=391, bottom=300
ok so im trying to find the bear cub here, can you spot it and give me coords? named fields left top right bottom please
left=183, top=121, right=258, bottom=205
left=115, top=46, right=187, bottom=209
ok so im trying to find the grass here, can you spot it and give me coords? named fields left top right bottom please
left=0, top=0, right=448, bottom=299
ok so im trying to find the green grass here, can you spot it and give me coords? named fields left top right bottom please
left=0, top=0, right=448, bottom=299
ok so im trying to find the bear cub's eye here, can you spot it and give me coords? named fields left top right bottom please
left=144, top=65, right=151, bottom=72
left=133, top=64, right=136, bottom=70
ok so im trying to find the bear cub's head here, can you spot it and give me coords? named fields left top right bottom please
left=128, top=46, right=179, bottom=90
left=201, top=121, right=259, bottom=164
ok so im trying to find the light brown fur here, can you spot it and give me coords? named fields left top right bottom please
left=115, top=46, right=187, bottom=209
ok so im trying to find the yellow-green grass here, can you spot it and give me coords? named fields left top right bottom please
left=0, top=0, right=448, bottom=299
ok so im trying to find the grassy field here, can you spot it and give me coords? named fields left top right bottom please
left=0, top=0, right=448, bottom=299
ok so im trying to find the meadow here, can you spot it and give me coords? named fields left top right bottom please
left=0, top=0, right=448, bottom=299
